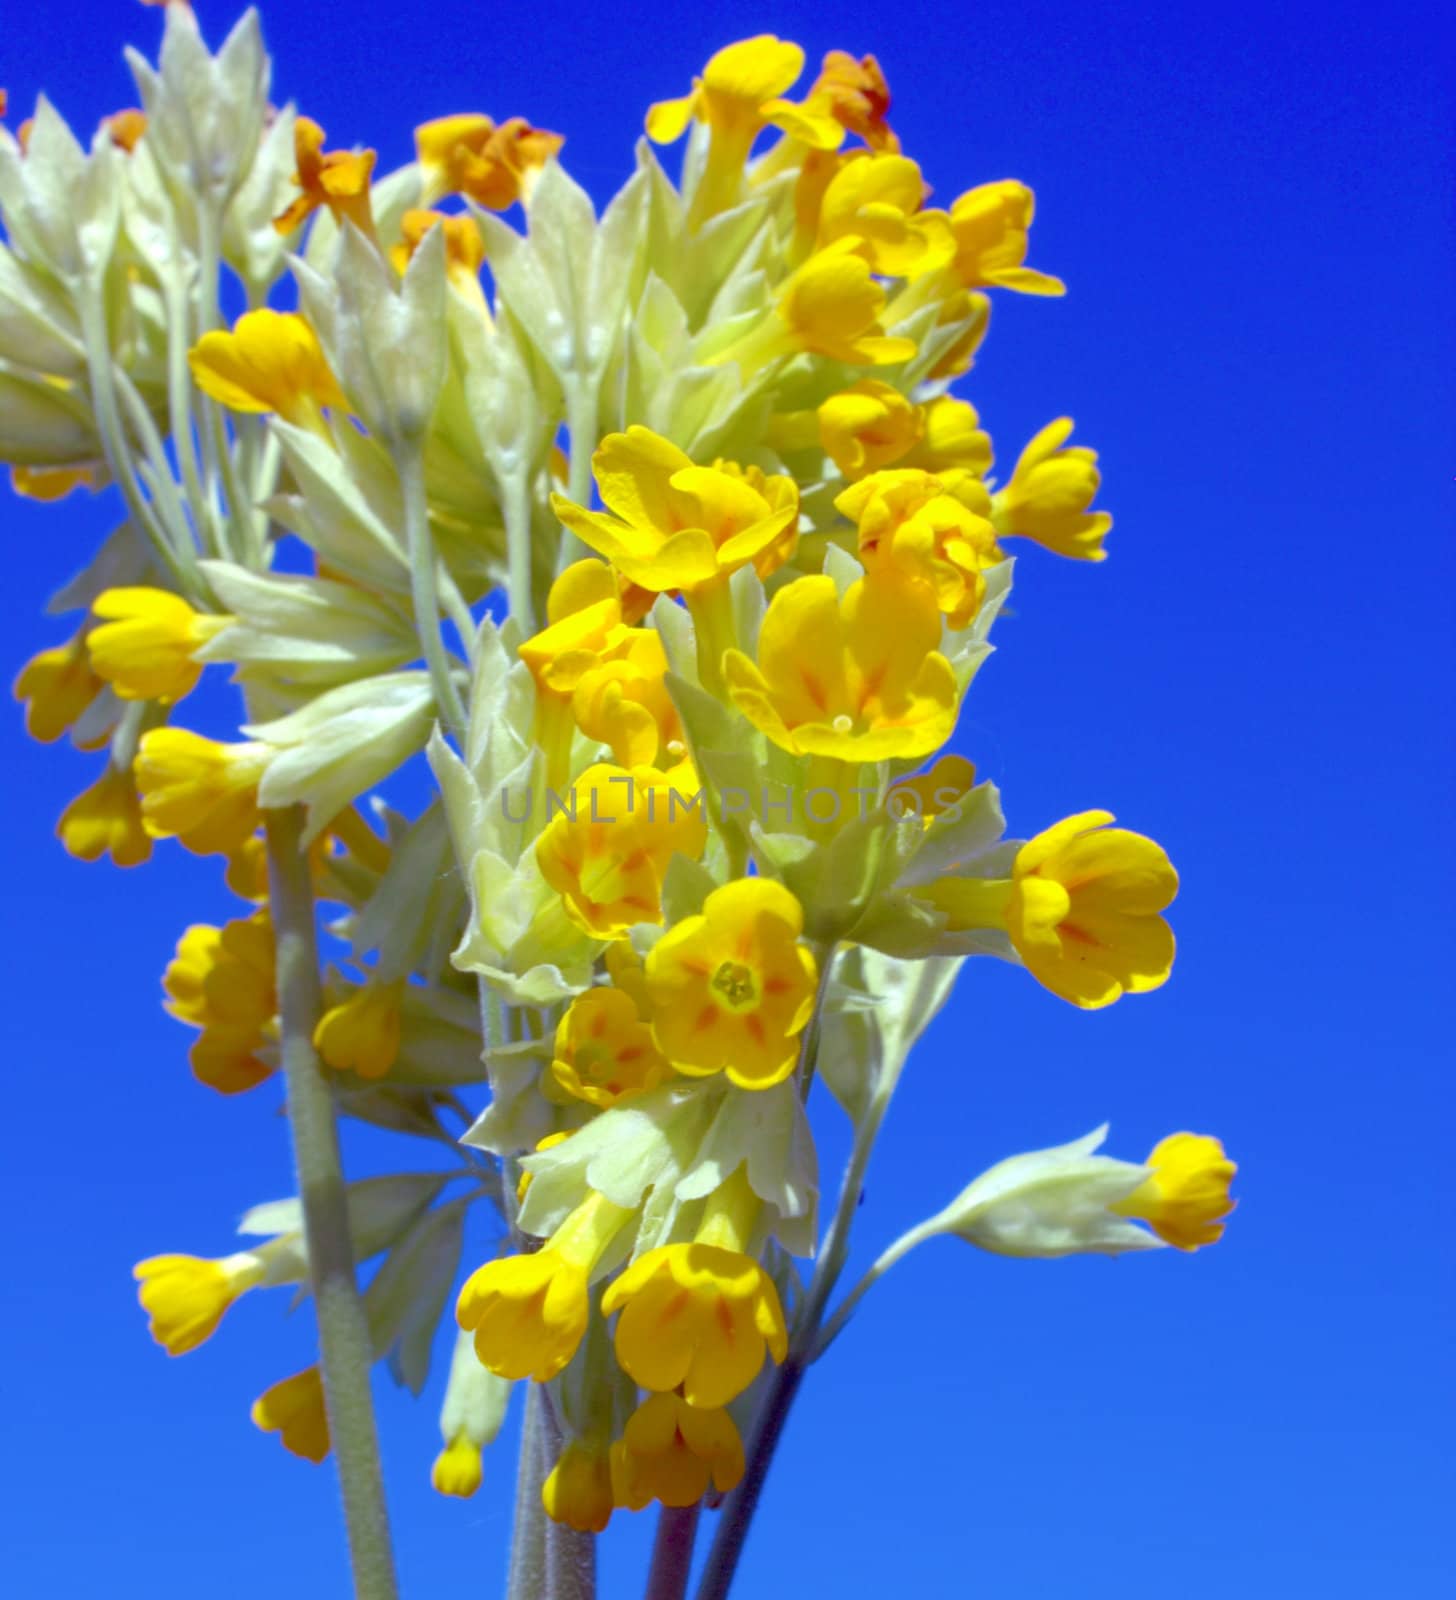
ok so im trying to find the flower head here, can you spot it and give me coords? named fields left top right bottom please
left=543, top=1439, right=614, bottom=1533
left=550, top=986, right=672, bottom=1108
left=431, top=1432, right=484, bottom=1498
left=572, top=629, right=682, bottom=769
left=645, top=878, right=818, bottom=1090
left=806, top=51, right=898, bottom=152
left=723, top=574, right=959, bottom=762
left=773, top=237, right=917, bottom=366
left=816, top=153, right=951, bottom=278
left=1113, top=1133, right=1237, bottom=1250
left=251, top=1367, right=331, bottom=1463
left=610, top=1393, right=745, bottom=1510
left=947, top=180, right=1065, bottom=296
left=133, top=1251, right=266, bottom=1355
left=415, top=113, right=562, bottom=209
left=313, top=980, right=403, bottom=1080
left=551, top=429, right=799, bottom=596
left=134, top=729, right=268, bottom=855
left=86, top=587, right=230, bottom=705
left=188, top=310, right=345, bottom=426
left=993, top=418, right=1111, bottom=561
left=273, top=116, right=375, bottom=236
left=13, top=634, right=103, bottom=744
left=163, top=914, right=275, bottom=1031
left=57, top=766, right=151, bottom=868
left=817, top=381, right=924, bottom=478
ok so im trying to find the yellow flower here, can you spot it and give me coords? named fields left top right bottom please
left=10, top=464, right=103, bottom=502
left=390, top=209, right=487, bottom=306
left=723, top=574, right=959, bottom=762
left=610, top=1393, right=744, bottom=1511
left=431, top=1432, right=484, bottom=1499
left=1113, top=1133, right=1237, bottom=1250
left=133, top=1251, right=267, bottom=1355
left=890, top=752, right=978, bottom=821
left=993, top=418, right=1111, bottom=561
left=313, top=980, right=404, bottom=1079
left=947, top=180, right=1065, bottom=296
left=927, top=811, right=1178, bottom=1009
left=456, top=1191, right=633, bottom=1381
left=804, top=51, right=898, bottom=152
left=602, top=1167, right=787, bottom=1406
left=763, top=237, right=918, bottom=367
left=273, top=116, right=376, bottom=236
left=415, top=113, right=563, bottom=209
left=535, top=762, right=708, bottom=939
left=816, top=153, right=952, bottom=278
left=134, top=728, right=268, bottom=856
left=85, top=587, right=230, bottom=705
left=551, top=429, right=799, bottom=596
left=163, top=913, right=275, bottom=1032
left=836, top=469, right=1000, bottom=629
left=817, top=381, right=924, bottom=478
left=251, top=1367, right=331, bottom=1464
left=905, top=396, right=994, bottom=476
left=103, top=108, right=147, bottom=153
left=925, top=288, right=991, bottom=379
left=645, top=878, right=817, bottom=1090
left=188, top=310, right=345, bottom=427
left=647, top=36, right=839, bottom=221
left=543, top=1438, right=614, bottom=1533
left=550, top=986, right=672, bottom=1108
left=57, top=766, right=152, bottom=868
left=13, top=633, right=103, bottom=744
left=572, top=629, right=682, bottom=769
left=189, top=1024, right=276, bottom=1096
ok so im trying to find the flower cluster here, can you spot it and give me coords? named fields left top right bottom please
left=2, top=10, right=1233, bottom=1584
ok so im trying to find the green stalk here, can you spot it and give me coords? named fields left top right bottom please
left=264, top=806, right=399, bottom=1600
left=397, top=442, right=470, bottom=743
left=506, top=1386, right=550, bottom=1600
left=645, top=1504, right=701, bottom=1600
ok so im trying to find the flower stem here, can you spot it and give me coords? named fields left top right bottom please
left=264, top=805, right=399, bottom=1600
left=507, top=1386, right=550, bottom=1600
left=397, top=442, right=470, bottom=744
left=646, top=1504, right=702, bottom=1600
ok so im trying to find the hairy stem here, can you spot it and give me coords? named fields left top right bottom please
left=264, top=806, right=399, bottom=1600
left=507, top=1386, right=550, bottom=1600
left=397, top=443, right=470, bottom=743
left=646, top=1504, right=702, bottom=1600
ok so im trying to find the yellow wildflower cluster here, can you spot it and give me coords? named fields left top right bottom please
left=2, top=9, right=1232, bottom=1587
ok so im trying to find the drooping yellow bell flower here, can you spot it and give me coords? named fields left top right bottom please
left=645, top=878, right=818, bottom=1090
left=163, top=914, right=276, bottom=1032
left=723, top=574, right=960, bottom=762
left=13, top=633, right=104, bottom=744
left=273, top=116, right=376, bottom=236
left=551, top=429, right=800, bottom=597
left=456, top=1190, right=634, bottom=1381
left=189, top=309, right=346, bottom=429
left=543, top=1438, right=615, bottom=1533
left=535, top=761, right=708, bottom=939
left=415, top=113, right=563, bottom=209
left=133, top=1251, right=269, bottom=1356
left=135, top=729, right=268, bottom=856
left=86, top=587, right=230, bottom=705
left=993, top=418, right=1112, bottom=561
left=251, top=1367, right=331, bottom=1463
left=926, top=811, right=1178, bottom=1009
left=816, top=153, right=953, bottom=278
left=56, top=766, right=152, bottom=868
left=946, top=180, right=1065, bottom=296
left=188, top=1024, right=276, bottom=1096
left=609, top=1393, right=745, bottom=1511
left=646, top=36, right=841, bottom=223
left=313, top=979, right=404, bottom=1079
left=431, top=1433, right=485, bottom=1499
left=602, top=1167, right=788, bottom=1406
left=816, top=381, right=924, bottom=477
left=837, top=469, right=1001, bottom=629
left=1113, top=1134, right=1238, bottom=1250
left=805, top=50, right=899, bottom=152
left=550, top=986, right=672, bottom=1108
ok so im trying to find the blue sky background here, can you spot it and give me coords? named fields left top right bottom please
left=3, top=0, right=1452, bottom=1595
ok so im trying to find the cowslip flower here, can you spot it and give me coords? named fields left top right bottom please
left=390, top=209, right=488, bottom=312
left=56, top=766, right=151, bottom=868
left=432, top=1434, right=484, bottom=1498
left=251, top=1366, right=330, bottom=1463
left=925, top=811, right=1178, bottom=1009
left=415, top=113, right=562, bottom=210
left=815, top=153, right=952, bottom=278
left=602, top=1169, right=788, bottom=1406
left=837, top=469, right=1000, bottom=629
left=645, top=878, right=818, bottom=1090
left=86, top=587, right=230, bottom=705
left=572, top=629, right=682, bottom=770
left=163, top=914, right=275, bottom=1033
left=134, top=728, right=268, bottom=855
left=313, top=979, right=404, bottom=1080
left=947, top=180, right=1065, bottom=295
left=816, top=381, right=924, bottom=477
left=456, top=1190, right=634, bottom=1381
left=13, top=633, right=103, bottom=744
left=543, top=1438, right=614, bottom=1533
left=647, top=36, right=840, bottom=222
left=549, top=986, right=672, bottom=1108
left=535, top=762, right=709, bottom=939
left=1112, top=1133, right=1238, bottom=1249
left=992, top=418, right=1112, bottom=561
left=133, top=1250, right=271, bottom=1355
left=273, top=116, right=375, bottom=236
left=803, top=50, right=898, bottom=152
left=188, top=310, right=346, bottom=428
left=610, top=1393, right=745, bottom=1511
left=551, top=429, right=799, bottom=597
left=723, top=574, right=959, bottom=762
